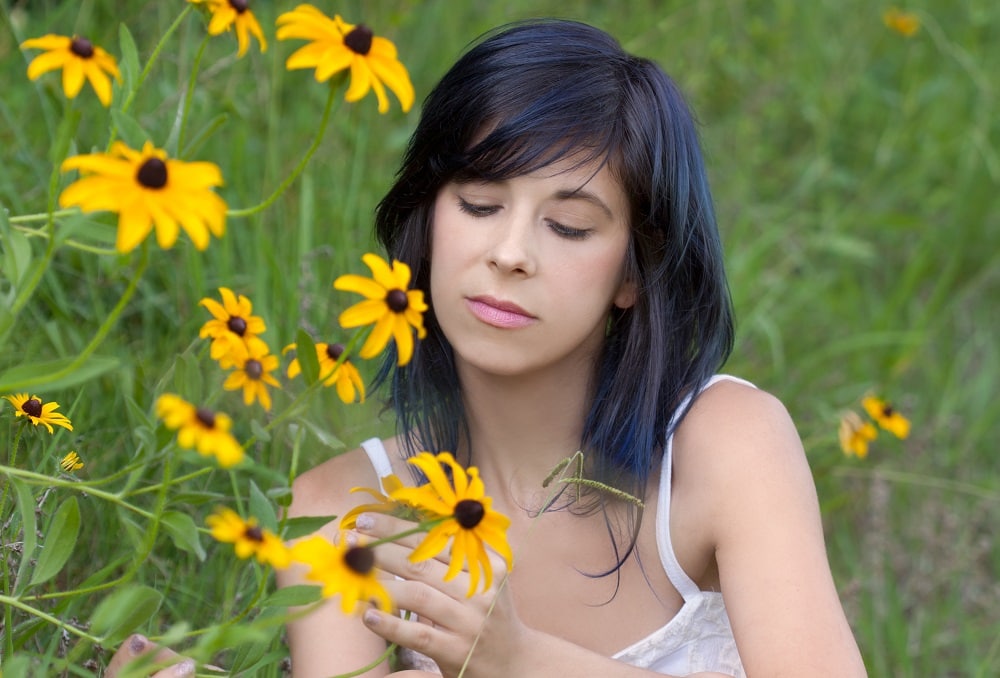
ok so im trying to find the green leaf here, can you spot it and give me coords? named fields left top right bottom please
left=0, top=355, right=120, bottom=392
left=12, top=478, right=38, bottom=594
left=294, top=329, right=320, bottom=385
left=118, top=22, right=141, bottom=96
left=175, top=348, right=204, bottom=401
left=250, top=417, right=271, bottom=443
left=0, top=210, right=33, bottom=288
left=282, top=515, right=337, bottom=541
left=29, top=496, right=81, bottom=587
left=249, top=479, right=278, bottom=532
left=0, top=654, right=36, bottom=678
left=261, top=584, right=324, bottom=608
left=90, top=585, right=164, bottom=644
left=54, top=213, right=118, bottom=247
left=180, top=112, right=230, bottom=159
left=110, top=108, right=151, bottom=149
left=160, top=510, right=207, bottom=560
left=293, top=415, right=345, bottom=452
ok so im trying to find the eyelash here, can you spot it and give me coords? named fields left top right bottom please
left=456, top=198, right=592, bottom=240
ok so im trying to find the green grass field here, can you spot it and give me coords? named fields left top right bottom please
left=1, top=1, right=998, bottom=676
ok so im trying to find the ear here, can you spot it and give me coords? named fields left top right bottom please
left=613, top=277, right=637, bottom=310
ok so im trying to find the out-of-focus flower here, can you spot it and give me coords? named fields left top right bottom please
left=155, top=394, right=244, bottom=468
left=862, top=395, right=911, bottom=439
left=199, top=287, right=269, bottom=368
left=59, top=141, right=226, bottom=253
left=290, top=534, right=392, bottom=614
left=883, top=8, right=920, bottom=37
left=21, top=34, right=120, bottom=106
left=839, top=411, right=878, bottom=459
left=276, top=5, right=414, bottom=113
left=391, top=452, right=513, bottom=597
left=207, top=507, right=290, bottom=568
left=285, top=341, right=365, bottom=403
left=340, top=474, right=412, bottom=529
left=335, top=253, right=427, bottom=366
left=223, top=342, right=281, bottom=411
left=60, top=451, right=84, bottom=472
left=188, top=0, right=268, bottom=57
left=3, top=393, right=73, bottom=434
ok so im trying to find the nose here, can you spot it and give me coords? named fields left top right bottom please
left=487, top=214, right=536, bottom=276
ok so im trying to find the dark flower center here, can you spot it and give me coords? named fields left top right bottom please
left=344, top=25, right=373, bottom=55
left=245, top=359, right=263, bottom=380
left=196, top=407, right=216, bottom=428
left=454, top=499, right=485, bottom=529
left=228, top=0, right=249, bottom=12
left=23, top=398, right=43, bottom=418
left=136, top=158, right=168, bottom=189
left=70, top=37, right=94, bottom=58
left=227, top=317, right=248, bottom=336
left=244, top=525, right=264, bottom=542
left=386, top=289, right=409, bottom=313
left=344, top=545, right=375, bottom=575
left=326, top=343, right=345, bottom=361
left=882, top=405, right=894, bottom=417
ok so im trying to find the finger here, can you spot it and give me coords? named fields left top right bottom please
left=104, top=634, right=194, bottom=678
left=362, top=603, right=457, bottom=664
left=353, top=512, right=425, bottom=548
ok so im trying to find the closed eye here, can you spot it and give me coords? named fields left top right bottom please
left=457, top=197, right=499, bottom=217
left=547, top=220, right=591, bottom=240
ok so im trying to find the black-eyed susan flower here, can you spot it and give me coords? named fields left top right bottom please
left=284, top=341, right=366, bottom=403
left=335, top=253, right=427, bottom=366
left=862, top=395, right=911, bottom=439
left=839, top=411, right=878, bottom=459
left=883, top=8, right=920, bottom=37
left=59, top=451, right=84, bottom=472
left=21, top=34, right=121, bottom=107
left=155, top=394, right=244, bottom=468
left=3, top=393, right=73, bottom=434
left=289, top=534, right=392, bottom=614
left=188, top=0, right=268, bottom=57
left=391, top=452, right=513, bottom=597
left=207, top=507, right=290, bottom=568
left=223, top=342, right=281, bottom=411
left=276, top=5, right=414, bottom=114
left=340, top=474, right=412, bottom=529
left=59, top=141, right=226, bottom=254
left=199, top=287, right=269, bottom=368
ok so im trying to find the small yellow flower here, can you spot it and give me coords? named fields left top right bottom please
left=340, top=474, right=412, bottom=529
left=59, top=141, right=226, bottom=253
left=207, top=507, right=290, bottom=568
left=839, top=411, right=878, bottom=459
left=199, top=287, right=269, bottom=368
left=335, top=253, right=428, bottom=366
left=60, top=451, right=84, bottom=472
left=21, top=34, right=121, bottom=106
left=284, top=341, right=366, bottom=403
left=862, top=395, right=911, bottom=439
left=289, top=534, right=392, bottom=614
left=391, top=452, right=513, bottom=597
left=155, top=394, right=244, bottom=468
left=223, top=342, right=281, bottom=411
left=276, top=5, right=415, bottom=114
left=883, top=8, right=920, bottom=37
left=3, top=393, right=73, bottom=434
left=189, top=0, right=268, bottom=57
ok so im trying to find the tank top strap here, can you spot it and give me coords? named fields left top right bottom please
left=655, top=375, right=756, bottom=601
left=359, top=437, right=395, bottom=493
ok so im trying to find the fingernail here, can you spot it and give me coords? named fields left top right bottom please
left=363, top=609, right=379, bottom=627
left=174, top=659, right=196, bottom=677
left=344, top=530, right=359, bottom=547
left=355, top=513, right=374, bottom=530
left=128, top=634, right=147, bottom=655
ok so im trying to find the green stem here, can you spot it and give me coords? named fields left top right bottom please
left=331, top=641, right=400, bottom=678
left=124, top=466, right=214, bottom=498
left=0, top=465, right=155, bottom=520
left=178, top=33, right=211, bottom=155
left=8, top=208, right=77, bottom=224
left=226, top=84, right=340, bottom=218
left=363, top=519, right=447, bottom=549
left=833, top=466, right=999, bottom=502
left=10, top=221, right=118, bottom=256
left=0, top=593, right=102, bottom=643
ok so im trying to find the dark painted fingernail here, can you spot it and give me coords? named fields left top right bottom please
left=363, top=609, right=379, bottom=627
left=128, top=634, right=147, bottom=654
left=174, top=659, right=196, bottom=677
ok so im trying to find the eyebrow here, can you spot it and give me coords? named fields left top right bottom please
left=553, top=188, right=615, bottom=220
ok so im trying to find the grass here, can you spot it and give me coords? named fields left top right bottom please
left=1, top=0, right=998, bottom=675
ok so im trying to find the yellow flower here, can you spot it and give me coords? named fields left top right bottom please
left=223, top=341, right=281, bottom=411
left=862, top=395, right=911, bottom=439
left=199, top=287, right=269, bottom=368
left=883, top=8, right=920, bottom=37
left=290, top=534, right=392, bottom=614
left=3, top=393, right=73, bottom=434
left=188, top=0, right=268, bottom=57
left=60, top=451, right=84, bottom=472
left=391, top=452, right=513, bottom=597
left=21, top=34, right=121, bottom=107
left=335, top=253, right=428, bottom=366
left=839, top=411, right=878, bottom=459
left=284, top=341, right=366, bottom=403
left=340, top=474, right=411, bottom=529
left=155, top=394, right=244, bottom=468
left=207, top=507, right=290, bottom=568
left=59, top=141, right=226, bottom=254
left=276, top=5, right=414, bottom=114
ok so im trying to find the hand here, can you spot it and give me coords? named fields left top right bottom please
left=355, top=513, right=530, bottom=678
left=104, top=634, right=195, bottom=678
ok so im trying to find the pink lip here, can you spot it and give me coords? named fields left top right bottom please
left=466, top=296, right=537, bottom=329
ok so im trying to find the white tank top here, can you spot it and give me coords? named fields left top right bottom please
left=358, top=374, right=750, bottom=676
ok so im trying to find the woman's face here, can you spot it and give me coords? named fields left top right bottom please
left=429, top=155, right=635, bottom=380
